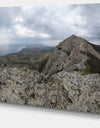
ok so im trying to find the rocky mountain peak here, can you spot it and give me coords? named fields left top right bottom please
left=44, top=35, right=100, bottom=75
left=66, top=34, right=78, bottom=39
left=66, top=34, right=82, bottom=40
left=56, top=35, right=89, bottom=54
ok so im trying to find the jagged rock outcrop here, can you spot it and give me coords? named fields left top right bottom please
left=44, top=35, right=100, bottom=75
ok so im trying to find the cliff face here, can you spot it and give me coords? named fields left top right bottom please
left=44, top=35, right=100, bottom=75
left=0, top=35, right=100, bottom=114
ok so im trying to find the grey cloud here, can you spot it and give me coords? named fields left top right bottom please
left=0, top=5, right=100, bottom=45
left=0, top=7, right=22, bottom=28
left=77, top=4, right=100, bottom=40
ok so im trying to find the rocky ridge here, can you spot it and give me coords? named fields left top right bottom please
left=44, top=35, right=100, bottom=75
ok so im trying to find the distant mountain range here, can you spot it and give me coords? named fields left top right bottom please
left=0, top=44, right=26, bottom=56
left=26, top=43, right=50, bottom=48
left=0, top=44, right=54, bottom=72
left=0, top=43, right=51, bottom=56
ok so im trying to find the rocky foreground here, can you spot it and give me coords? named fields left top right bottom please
left=0, top=67, right=100, bottom=114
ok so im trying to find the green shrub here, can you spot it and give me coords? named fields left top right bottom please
left=82, top=62, right=92, bottom=75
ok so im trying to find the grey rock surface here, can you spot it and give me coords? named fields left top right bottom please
left=44, top=35, right=100, bottom=75
left=0, top=67, right=100, bottom=114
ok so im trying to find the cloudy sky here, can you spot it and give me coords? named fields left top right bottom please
left=0, top=4, right=100, bottom=46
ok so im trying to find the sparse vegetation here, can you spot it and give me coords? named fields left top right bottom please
left=87, top=53, right=100, bottom=74
left=82, top=52, right=100, bottom=75
left=0, top=47, right=53, bottom=72
left=82, top=61, right=92, bottom=75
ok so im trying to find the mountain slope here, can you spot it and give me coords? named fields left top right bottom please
left=0, top=46, right=53, bottom=72
left=90, top=43, right=100, bottom=54
left=44, top=35, right=100, bottom=75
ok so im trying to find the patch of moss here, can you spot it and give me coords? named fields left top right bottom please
left=82, top=61, right=92, bottom=75
left=87, top=53, right=100, bottom=74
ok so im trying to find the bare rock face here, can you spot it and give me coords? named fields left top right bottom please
left=44, top=35, right=100, bottom=75
left=0, top=67, right=100, bottom=114
left=51, top=71, right=100, bottom=113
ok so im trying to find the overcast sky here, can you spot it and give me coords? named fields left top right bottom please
left=0, top=4, right=100, bottom=46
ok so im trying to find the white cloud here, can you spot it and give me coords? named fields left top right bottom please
left=38, top=33, right=50, bottom=38
left=14, top=17, right=24, bottom=23
left=13, top=24, right=50, bottom=39
left=14, top=24, right=36, bottom=37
